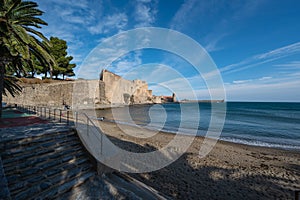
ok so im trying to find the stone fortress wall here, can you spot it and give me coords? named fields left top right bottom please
left=3, top=70, right=175, bottom=108
left=3, top=80, right=103, bottom=108
left=100, top=70, right=158, bottom=105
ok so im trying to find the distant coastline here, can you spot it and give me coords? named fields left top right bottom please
left=180, top=99, right=225, bottom=103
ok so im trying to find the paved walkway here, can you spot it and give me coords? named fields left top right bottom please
left=0, top=108, right=49, bottom=128
left=0, top=122, right=70, bottom=142
left=0, top=116, right=48, bottom=128
left=0, top=116, right=167, bottom=199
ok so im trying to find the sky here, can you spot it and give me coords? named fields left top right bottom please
left=35, top=0, right=300, bottom=102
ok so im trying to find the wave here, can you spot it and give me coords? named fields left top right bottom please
left=220, top=137, right=300, bottom=151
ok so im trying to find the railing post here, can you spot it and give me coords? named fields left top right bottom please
left=75, top=112, right=78, bottom=127
left=59, top=110, right=62, bottom=123
left=49, top=109, right=51, bottom=119
left=54, top=109, right=56, bottom=120
left=101, top=128, right=103, bottom=155
left=67, top=111, right=69, bottom=125
left=87, top=117, right=89, bottom=135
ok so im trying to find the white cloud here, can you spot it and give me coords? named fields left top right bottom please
left=190, top=76, right=300, bottom=102
left=170, top=0, right=197, bottom=31
left=47, top=0, right=89, bottom=9
left=88, top=13, right=128, bottom=35
left=220, top=42, right=300, bottom=74
left=232, top=76, right=272, bottom=84
left=225, top=79, right=300, bottom=102
left=233, top=79, right=252, bottom=84
left=275, top=61, right=300, bottom=69
left=256, top=43, right=300, bottom=60
left=134, top=0, right=158, bottom=27
left=36, top=0, right=101, bottom=67
left=259, top=76, right=272, bottom=81
left=204, top=33, right=228, bottom=52
left=111, top=51, right=142, bottom=75
left=156, top=74, right=299, bottom=102
left=51, top=6, right=94, bottom=25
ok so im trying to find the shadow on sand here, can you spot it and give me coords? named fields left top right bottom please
left=101, top=134, right=299, bottom=200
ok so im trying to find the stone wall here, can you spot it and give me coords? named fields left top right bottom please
left=3, top=70, right=169, bottom=107
left=3, top=80, right=103, bottom=108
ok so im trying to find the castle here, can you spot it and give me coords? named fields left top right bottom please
left=100, top=70, right=176, bottom=105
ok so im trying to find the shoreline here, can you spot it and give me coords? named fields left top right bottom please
left=98, top=120, right=300, bottom=199
left=102, top=119, right=300, bottom=153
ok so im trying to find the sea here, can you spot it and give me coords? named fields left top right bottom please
left=95, top=102, right=300, bottom=151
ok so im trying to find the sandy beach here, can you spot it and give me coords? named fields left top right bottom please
left=99, top=121, right=300, bottom=199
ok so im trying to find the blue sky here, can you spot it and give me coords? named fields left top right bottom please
left=35, top=0, right=300, bottom=102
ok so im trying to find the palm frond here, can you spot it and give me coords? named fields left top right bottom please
left=3, top=75, right=22, bottom=97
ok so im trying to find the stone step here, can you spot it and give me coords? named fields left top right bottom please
left=0, top=130, right=76, bottom=152
left=9, top=157, right=91, bottom=195
left=0, top=124, right=72, bottom=143
left=1, top=132, right=79, bottom=155
left=4, top=144, right=84, bottom=177
left=0, top=130, right=76, bottom=150
left=5, top=146, right=87, bottom=186
left=1, top=127, right=96, bottom=199
left=13, top=165, right=95, bottom=200
left=33, top=171, right=95, bottom=200
left=9, top=159, right=93, bottom=196
left=2, top=139, right=81, bottom=167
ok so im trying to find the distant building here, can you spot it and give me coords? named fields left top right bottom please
left=160, top=93, right=177, bottom=103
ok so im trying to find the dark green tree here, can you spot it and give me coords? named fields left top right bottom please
left=48, top=37, right=76, bottom=79
left=24, top=54, right=44, bottom=78
left=0, top=0, right=55, bottom=117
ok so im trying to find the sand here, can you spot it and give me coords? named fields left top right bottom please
left=98, top=121, right=300, bottom=200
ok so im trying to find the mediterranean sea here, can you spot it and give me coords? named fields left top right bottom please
left=96, top=102, right=300, bottom=150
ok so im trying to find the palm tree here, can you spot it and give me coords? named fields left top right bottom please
left=0, top=0, right=55, bottom=117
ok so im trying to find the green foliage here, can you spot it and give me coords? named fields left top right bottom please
left=0, top=0, right=55, bottom=67
left=48, top=37, right=76, bottom=79
left=25, top=53, right=44, bottom=78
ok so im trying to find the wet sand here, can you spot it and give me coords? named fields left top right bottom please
left=99, top=121, right=300, bottom=199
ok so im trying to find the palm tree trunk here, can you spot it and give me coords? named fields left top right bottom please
left=0, top=63, right=4, bottom=118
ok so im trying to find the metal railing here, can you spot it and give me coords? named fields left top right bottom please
left=17, top=104, right=104, bottom=155
left=74, top=112, right=103, bottom=155
left=17, top=105, right=73, bottom=125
